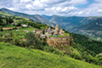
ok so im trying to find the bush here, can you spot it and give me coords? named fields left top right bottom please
left=53, top=50, right=64, bottom=56
left=43, top=46, right=55, bottom=52
left=0, top=26, right=3, bottom=31
left=13, top=27, right=17, bottom=30
left=25, top=32, right=42, bottom=49
left=19, top=41, right=27, bottom=47
left=69, top=53, right=82, bottom=60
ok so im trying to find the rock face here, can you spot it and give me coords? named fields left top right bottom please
left=47, top=35, right=74, bottom=48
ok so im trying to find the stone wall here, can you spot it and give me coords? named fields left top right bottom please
left=46, top=35, right=73, bottom=48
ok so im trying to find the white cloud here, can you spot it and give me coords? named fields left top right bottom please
left=0, top=0, right=102, bottom=16
left=20, top=0, right=32, bottom=3
left=26, top=4, right=33, bottom=10
left=95, top=0, right=102, bottom=2
left=79, top=11, right=83, bottom=14
left=56, top=7, right=62, bottom=11
left=70, top=0, right=88, bottom=5
left=61, top=7, right=68, bottom=12
left=97, top=9, right=102, bottom=12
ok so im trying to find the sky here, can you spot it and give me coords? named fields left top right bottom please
left=0, top=0, right=102, bottom=16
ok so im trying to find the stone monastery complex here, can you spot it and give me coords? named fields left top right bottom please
left=34, top=24, right=73, bottom=47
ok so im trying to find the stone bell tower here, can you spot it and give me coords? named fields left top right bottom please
left=53, top=24, right=59, bottom=35
left=55, top=24, right=59, bottom=31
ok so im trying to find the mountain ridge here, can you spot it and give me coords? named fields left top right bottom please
left=0, top=8, right=51, bottom=25
left=1, top=8, right=102, bottom=41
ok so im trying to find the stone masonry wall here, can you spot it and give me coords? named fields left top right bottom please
left=46, top=35, right=73, bottom=48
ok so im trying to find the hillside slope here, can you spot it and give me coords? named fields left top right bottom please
left=0, top=42, right=101, bottom=68
left=0, top=8, right=51, bottom=25
left=0, top=10, right=11, bottom=16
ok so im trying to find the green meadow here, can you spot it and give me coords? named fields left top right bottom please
left=0, top=42, right=102, bottom=68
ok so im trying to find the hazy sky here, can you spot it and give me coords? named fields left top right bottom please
left=0, top=0, right=102, bottom=16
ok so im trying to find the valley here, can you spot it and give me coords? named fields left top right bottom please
left=0, top=8, right=102, bottom=68
left=1, top=8, right=102, bottom=41
left=42, top=15, right=102, bottom=41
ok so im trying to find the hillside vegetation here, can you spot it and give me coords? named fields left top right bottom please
left=0, top=8, right=53, bottom=26
left=0, top=42, right=102, bottom=68
left=0, top=10, right=102, bottom=67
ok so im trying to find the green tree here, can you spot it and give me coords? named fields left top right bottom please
left=0, top=26, right=3, bottom=31
left=8, top=17, right=13, bottom=24
left=25, top=32, right=42, bottom=49
left=0, top=17, right=5, bottom=26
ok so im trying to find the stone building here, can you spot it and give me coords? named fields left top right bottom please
left=33, top=24, right=73, bottom=47
left=53, top=24, right=65, bottom=35
left=44, top=24, right=65, bottom=35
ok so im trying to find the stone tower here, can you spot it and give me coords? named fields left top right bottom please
left=47, top=26, right=52, bottom=33
left=55, top=24, right=59, bottom=31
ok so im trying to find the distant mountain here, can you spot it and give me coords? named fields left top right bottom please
left=41, top=15, right=53, bottom=21
left=0, top=10, right=11, bottom=16
left=0, top=8, right=51, bottom=25
left=43, top=15, right=101, bottom=32
left=79, top=18, right=102, bottom=30
left=42, top=15, right=102, bottom=41
left=75, top=18, right=102, bottom=41
left=1, top=8, right=102, bottom=41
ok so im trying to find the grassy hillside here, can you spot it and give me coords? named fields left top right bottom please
left=0, top=42, right=102, bottom=68
left=0, top=10, right=11, bottom=16
left=0, top=12, right=102, bottom=66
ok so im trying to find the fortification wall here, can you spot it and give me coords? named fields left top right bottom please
left=46, top=35, right=73, bottom=47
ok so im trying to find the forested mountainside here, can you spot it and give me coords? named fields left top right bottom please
left=75, top=18, right=102, bottom=41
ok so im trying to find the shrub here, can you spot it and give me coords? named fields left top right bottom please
left=13, top=27, right=17, bottom=30
left=53, top=50, right=64, bottom=56
left=25, top=32, right=42, bottom=49
left=0, top=26, right=3, bottom=31
left=19, top=41, right=27, bottom=47
left=43, top=46, right=55, bottom=52
left=12, top=34, right=20, bottom=45
left=69, top=53, right=82, bottom=60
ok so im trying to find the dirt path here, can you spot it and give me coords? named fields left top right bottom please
left=2, top=27, right=21, bottom=30
left=2, top=27, right=13, bottom=30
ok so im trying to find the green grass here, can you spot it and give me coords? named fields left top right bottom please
left=3, top=25, right=16, bottom=28
left=50, top=33, right=69, bottom=37
left=71, top=47, right=81, bottom=56
left=40, top=26, right=49, bottom=29
left=0, top=42, right=102, bottom=68
left=0, top=27, right=35, bottom=39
